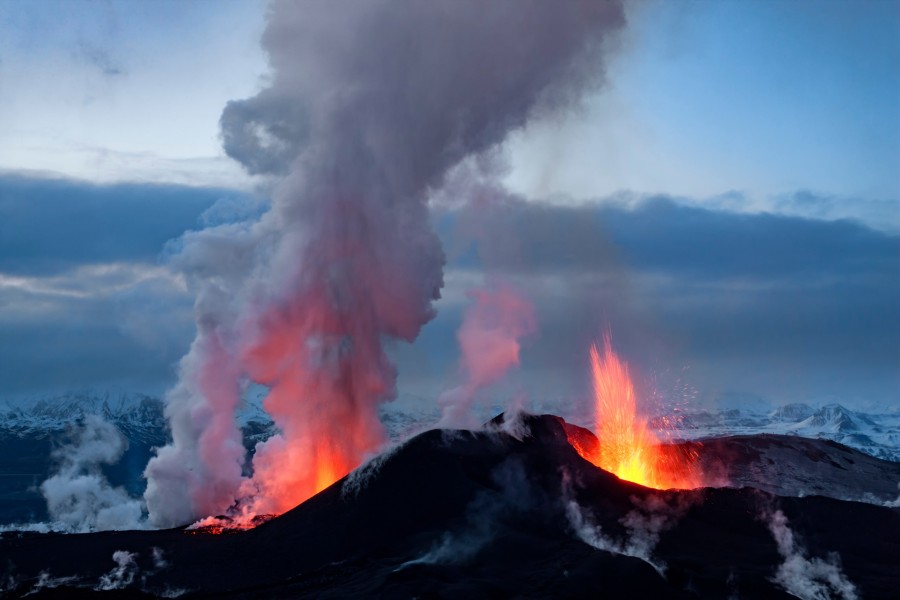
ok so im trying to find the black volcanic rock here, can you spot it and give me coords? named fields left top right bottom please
left=687, top=433, right=900, bottom=503
left=1, top=414, right=898, bottom=599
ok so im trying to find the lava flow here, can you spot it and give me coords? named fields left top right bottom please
left=568, top=334, right=702, bottom=489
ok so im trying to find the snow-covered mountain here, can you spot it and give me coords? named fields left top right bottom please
left=0, top=392, right=168, bottom=444
left=1, top=393, right=897, bottom=462
left=657, top=402, right=900, bottom=462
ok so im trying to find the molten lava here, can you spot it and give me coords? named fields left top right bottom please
left=569, top=334, right=702, bottom=490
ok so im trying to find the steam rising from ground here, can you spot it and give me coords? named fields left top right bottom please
left=96, top=550, right=138, bottom=591
left=141, top=0, right=627, bottom=527
left=764, top=509, right=858, bottom=600
left=566, top=487, right=697, bottom=574
left=41, top=415, right=144, bottom=532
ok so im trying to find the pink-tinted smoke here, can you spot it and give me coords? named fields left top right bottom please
left=143, top=0, right=627, bottom=528
left=440, top=282, right=537, bottom=426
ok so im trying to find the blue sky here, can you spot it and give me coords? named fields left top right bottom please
left=0, top=0, right=897, bottom=409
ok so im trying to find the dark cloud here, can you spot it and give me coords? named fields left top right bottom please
left=1, top=174, right=895, bottom=407
left=417, top=197, right=899, bottom=407
left=603, top=197, right=899, bottom=279
left=0, top=281, right=193, bottom=397
left=0, top=174, right=246, bottom=275
left=0, top=174, right=257, bottom=397
left=773, top=190, right=900, bottom=230
left=443, top=195, right=899, bottom=280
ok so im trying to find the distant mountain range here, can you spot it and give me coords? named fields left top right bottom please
left=652, top=402, right=900, bottom=462
left=0, top=392, right=897, bottom=526
left=0, top=393, right=168, bottom=445
left=2, top=393, right=898, bottom=461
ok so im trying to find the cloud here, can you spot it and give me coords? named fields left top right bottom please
left=438, top=194, right=899, bottom=281
left=0, top=174, right=258, bottom=397
left=0, top=173, right=239, bottom=275
left=411, top=195, right=899, bottom=407
left=774, top=190, right=900, bottom=232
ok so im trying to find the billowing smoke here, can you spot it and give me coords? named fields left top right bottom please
left=765, top=509, right=858, bottom=600
left=41, top=415, right=145, bottom=532
left=145, top=0, right=627, bottom=526
left=439, top=282, right=536, bottom=427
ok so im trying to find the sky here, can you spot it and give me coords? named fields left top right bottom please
left=0, top=0, right=897, bottom=410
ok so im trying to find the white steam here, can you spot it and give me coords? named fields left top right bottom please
left=28, top=571, right=78, bottom=594
left=765, top=509, right=858, bottom=600
left=566, top=489, right=697, bottom=575
left=96, top=550, right=138, bottom=591
left=41, top=415, right=145, bottom=532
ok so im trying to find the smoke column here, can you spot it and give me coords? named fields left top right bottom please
left=144, top=0, right=627, bottom=527
left=439, top=282, right=536, bottom=427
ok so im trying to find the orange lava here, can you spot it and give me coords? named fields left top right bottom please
left=571, top=334, right=702, bottom=490
left=185, top=514, right=276, bottom=535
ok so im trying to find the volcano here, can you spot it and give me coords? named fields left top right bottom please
left=1, top=414, right=898, bottom=599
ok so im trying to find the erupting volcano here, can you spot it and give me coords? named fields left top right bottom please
left=566, top=334, right=702, bottom=490
left=1, top=1, right=898, bottom=598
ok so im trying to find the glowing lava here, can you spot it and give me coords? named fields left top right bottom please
left=570, top=334, right=702, bottom=490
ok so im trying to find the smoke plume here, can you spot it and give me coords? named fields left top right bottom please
left=439, top=282, right=536, bottom=427
left=145, top=0, right=627, bottom=526
left=41, top=415, right=144, bottom=532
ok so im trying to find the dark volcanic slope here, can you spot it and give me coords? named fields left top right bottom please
left=688, top=433, right=900, bottom=503
left=1, top=414, right=898, bottom=599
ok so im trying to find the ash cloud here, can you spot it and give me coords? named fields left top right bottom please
left=145, top=0, right=628, bottom=527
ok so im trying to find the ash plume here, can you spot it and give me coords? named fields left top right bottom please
left=41, top=415, right=145, bottom=532
left=145, top=0, right=627, bottom=526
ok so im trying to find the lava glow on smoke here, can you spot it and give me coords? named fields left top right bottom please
left=568, top=334, right=703, bottom=490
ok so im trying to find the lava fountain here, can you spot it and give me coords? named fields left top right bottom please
left=568, top=334, right=702, bottom=490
